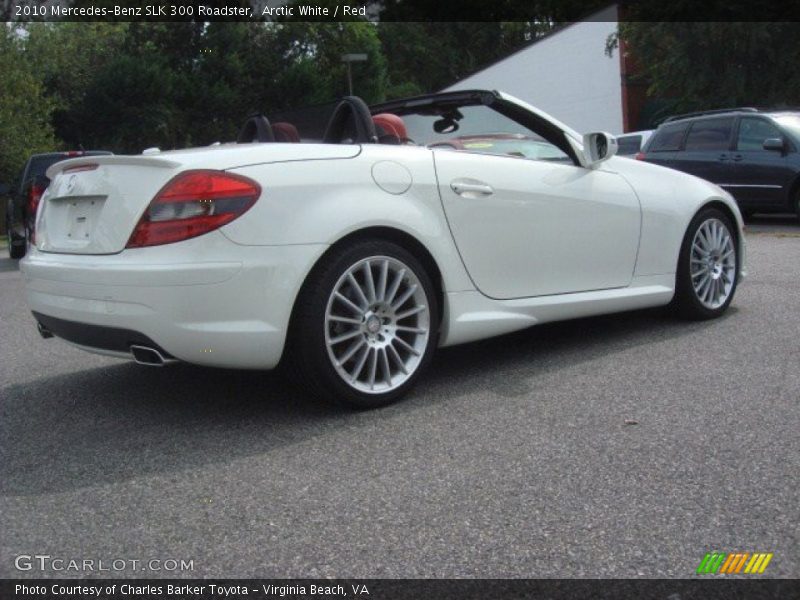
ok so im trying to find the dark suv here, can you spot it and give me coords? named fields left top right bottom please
left=4, top=151, right=112, bottom=258
left=638, top=108, right=800, bottom=222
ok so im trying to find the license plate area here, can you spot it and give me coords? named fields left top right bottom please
left=66, top=197, right=104, bottom=240
left=42, top=195, right=107, bottom=248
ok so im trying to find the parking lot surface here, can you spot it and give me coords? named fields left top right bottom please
left=1, top=217, right=798, bottom=578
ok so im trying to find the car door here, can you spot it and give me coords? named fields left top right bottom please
left=723, top=116, right=793, bottom=209
left=668, top=117, right=736, bottom=186
left=433, top=149, right=641, bottom=299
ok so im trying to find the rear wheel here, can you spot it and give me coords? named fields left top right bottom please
left=9, top=233, right=26, bottom=259
left=795, top=190, right=800, bottom=225
left=5, top=207, right=25, bottom=259
left=286, top=240, right=438, bottom=408
left=672, top=207, right=739, bottom=320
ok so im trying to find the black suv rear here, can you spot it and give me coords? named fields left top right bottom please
left=639, top=108, right=800, bottom=222
left=4, top=151, right=112, bottom=258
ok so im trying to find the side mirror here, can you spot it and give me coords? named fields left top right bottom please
left=762, top=138, right=785, bottom=152
left=583, top=132, right=618, bottom=167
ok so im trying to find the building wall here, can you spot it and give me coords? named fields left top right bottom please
left=445, top=6, right=623, bottom=135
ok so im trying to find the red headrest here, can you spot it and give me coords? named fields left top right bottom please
left=272, top=122, right=301, bottom=143
left=372, top=113, right=408, bottom=143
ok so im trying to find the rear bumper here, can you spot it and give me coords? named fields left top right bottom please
left=20, top=233, right=328, bottom=369
left=32, top=312, right=174, bottom=358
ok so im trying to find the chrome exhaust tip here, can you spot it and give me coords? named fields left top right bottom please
left=37, top=322, right=54, bottom=339
left=130, top=344, right=168, bottom=367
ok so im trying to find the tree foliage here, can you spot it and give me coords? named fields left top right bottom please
left=2, top=18, right=542, bottom=169
left=611, top=22, right=800, bottom=124
left=5, top=17, right=799, bottom=184
left=0, top=26, right=56, bottom=184
left=378, top=22, right=552, bottom=98
left=0, top=20, right=394, bottom=161
left=21, top=22, right=129, bottom=146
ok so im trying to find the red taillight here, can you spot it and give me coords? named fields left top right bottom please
left=634, top=152, right=646, bottom=161
left=28, top=184, right=44, bottom=219
left=28, top=184, right=45, bottom=245
left=126, top=170, right=261, bottom=248
left=28, top=184, right=44, bottom=213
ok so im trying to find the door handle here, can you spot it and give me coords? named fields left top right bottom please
left=451, top=179, right=494, bottom=196
left=718, top=153, right=729, bottom=161
left=731, top=154, right=743, bottom=162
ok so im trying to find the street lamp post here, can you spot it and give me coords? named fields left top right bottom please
left=341, top=53, right=368, bottom=96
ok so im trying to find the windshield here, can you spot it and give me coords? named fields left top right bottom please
left=27, top=156, right=67, bottom=182
left=24, top=152, right=112, bottom=187
left=773, top=115, right=800, bottom=142
left=401, top=105, right=571, bottom=163
left=401, top=106, right=526, bottom=145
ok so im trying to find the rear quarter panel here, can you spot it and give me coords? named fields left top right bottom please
left=222, top=145, right=475, bottom=293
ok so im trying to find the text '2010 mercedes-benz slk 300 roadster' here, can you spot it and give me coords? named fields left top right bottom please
left=21, top=90, right=746, bottom=408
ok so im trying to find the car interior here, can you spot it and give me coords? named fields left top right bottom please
left=234, top=93, right=575, bottom=165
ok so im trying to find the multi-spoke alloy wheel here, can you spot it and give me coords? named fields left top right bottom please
left=287, top=240, right=438, bottom=408
left=673, top=208, right=739, bottom=320
left=325, top=256, right=430, bottom=394
left=690, top=218, right=736, bottom=309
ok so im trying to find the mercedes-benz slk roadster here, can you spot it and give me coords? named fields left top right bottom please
left=21, top=90, right=746, bottom=408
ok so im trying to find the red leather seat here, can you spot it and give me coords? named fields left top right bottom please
left=273, top=122, right=301, bottom=143
left=373, top=113, right=409, bottom=144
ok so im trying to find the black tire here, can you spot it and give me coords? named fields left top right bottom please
left=795, top=190, right=800, bottom=225
left=6, top=198, right=26, bottom=259
left=8, top=234, right=26, bottom=259
left=6, top=221, right=26, bottom=260
left=8, top=243, right=25, bottom=260
left=671, top=207, right=739, bottom=320
left=285, top=239, right=439, bottom=409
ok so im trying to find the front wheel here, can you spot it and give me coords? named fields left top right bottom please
left=286, top=240, right=439, bottom=408
left=671, top=208, right=739, bottom=320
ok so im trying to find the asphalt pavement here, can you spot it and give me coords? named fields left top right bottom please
left=1, top=216, right=798, bottom=579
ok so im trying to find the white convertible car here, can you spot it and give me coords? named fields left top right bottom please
left=21, top=90, right=745, bottom=407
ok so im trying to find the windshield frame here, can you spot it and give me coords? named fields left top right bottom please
left=370, top=89, right=582, bottom=166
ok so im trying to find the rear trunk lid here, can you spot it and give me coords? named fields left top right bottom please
left=36, top=143, right=360, bottom=255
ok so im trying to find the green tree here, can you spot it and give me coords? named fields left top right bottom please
left=21, top=22, right=129, bottom=146
left=188, top=22, right=281, bottom=144
left=610, top=22, right=800, bottom=124
left=274, top=20, right=388, bottom=104
left=378, top=22, right=552, bottom=99
left=0, top=27, right=56, bottom=184
left=76, top=54, right=184, bottom=152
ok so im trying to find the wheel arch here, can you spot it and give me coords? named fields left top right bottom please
left=786, top=172, right=800, bottom=211
left=692, top=200, right=739, bottom=232
left=282, top=226, right=446, bottom=363
left=696, top=200, right=743, bottom=249
left=327, top=227, right=444, bottom=311
left=688, top=199, right=745, bottom=276
left=672, top=199, right=742, bottom=319
left=671, top=199, right=743, bottom=285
